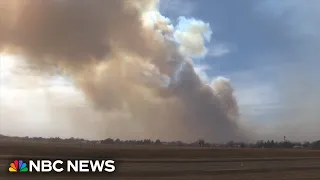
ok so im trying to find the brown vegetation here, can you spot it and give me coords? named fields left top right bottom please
left=2, top=139, right=320, bottom=179
left=1, top=140, right=320, bottom=159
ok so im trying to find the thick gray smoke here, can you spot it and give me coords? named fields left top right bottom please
left=0, top=0, right=248, bottom=142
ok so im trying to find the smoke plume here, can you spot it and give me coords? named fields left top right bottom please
left=0, top=0, right=248, bottom=142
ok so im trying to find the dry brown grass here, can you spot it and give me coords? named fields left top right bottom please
left=2, top=140, right=320, bottom=179
left=1, top=140, right=320, bottom=159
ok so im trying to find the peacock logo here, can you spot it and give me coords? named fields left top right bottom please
left=9, top=160, right=29, bottom=172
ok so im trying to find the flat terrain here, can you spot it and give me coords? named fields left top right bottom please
left=1, top=140, right=320, bottom=179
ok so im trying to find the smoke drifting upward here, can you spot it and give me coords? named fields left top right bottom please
left=0, top=0, right=248, bottom=142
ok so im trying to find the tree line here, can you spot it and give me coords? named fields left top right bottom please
left=1, top=134, right=319, bottom=149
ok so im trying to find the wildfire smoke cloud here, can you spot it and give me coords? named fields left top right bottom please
left=0, top=0, right=248, bottom=142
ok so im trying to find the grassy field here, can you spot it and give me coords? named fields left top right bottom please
left=2, top=140, right=320, bottom=179
left=1, top=140, right=320, bottom=159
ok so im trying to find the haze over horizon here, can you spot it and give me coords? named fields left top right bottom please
left=0, top=0, right=319, bottom=142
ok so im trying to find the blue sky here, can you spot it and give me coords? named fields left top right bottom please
left=160, top=0, right=320, bottom=140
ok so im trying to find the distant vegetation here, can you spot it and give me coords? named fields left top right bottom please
left=0, top=134, right=319, bottom=149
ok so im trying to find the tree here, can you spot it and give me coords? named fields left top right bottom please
left=280, top=141, right=294, bottom=148
left=302, top=141, right=310, bottom=148
left=143, top=139, right=152, bottom=144
left=115, top=138, right=121, bottom=144
left=198, top=139, right=205, bottom=147
left=227, top=141, right=234, bottom=148
left=311, top=140, right=320, bottom=149
left=240, top=143, right=246, bottom=148
left=101, top=138, right=114, bottom=144
left=270, top=140, right=275, bottom=148
left=155, top=139, right=161, bottom=145
left=256, top=140, right=264, bottom=148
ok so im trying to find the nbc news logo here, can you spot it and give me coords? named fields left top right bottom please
left=9, top=160, right=28, bottom=172
left=9, top=159, right=116, bottom=173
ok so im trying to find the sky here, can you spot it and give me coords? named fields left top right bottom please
left=0, top=0, right=319, bottom=141
left=159, top=0, right=320, bottom=141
